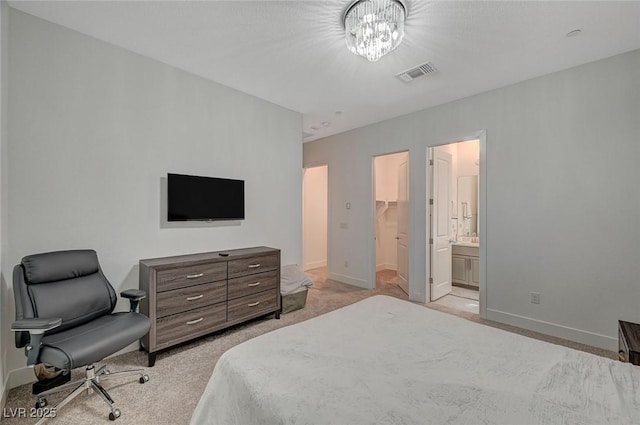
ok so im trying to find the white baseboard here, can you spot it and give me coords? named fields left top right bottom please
left=1, top=376, right=7, bottom=412
left=303, top=259, right=326, bottom=271
left=327, top=272, right=370, bottom=289
left=486, top=308, right=617, bottom=352
left=7, top=366, right=35, bottom=390
left=376, top=263, right=397, bottom=272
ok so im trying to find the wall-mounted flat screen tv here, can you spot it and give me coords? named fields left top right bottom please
left=168, top=173, right=245, bottom=221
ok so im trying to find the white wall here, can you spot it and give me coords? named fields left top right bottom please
left=456, top=140, right=479, bottom=177
left=5, top=9, right=302, bottom=387
left=303, top=165, right=327, bottom=270
left=0, top=0, right=7, bottom=409
left=304, top=49, right=640, bottom=351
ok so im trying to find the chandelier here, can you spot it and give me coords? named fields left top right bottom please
left=344, top=0, right=406, bottom=62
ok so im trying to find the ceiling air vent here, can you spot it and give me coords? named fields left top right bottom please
left=396, top=62, right=438, bottom=83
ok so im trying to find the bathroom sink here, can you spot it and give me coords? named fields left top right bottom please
left=453, top=241, right=479, bottom=247
left=452, top=239, right=479, bottom=247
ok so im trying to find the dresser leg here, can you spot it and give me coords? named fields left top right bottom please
left=148, top=353, right=157, bottom=367
left=275, top=310, right=281, bottom=320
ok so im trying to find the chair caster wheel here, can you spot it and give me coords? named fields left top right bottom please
left=109, top=409, right=121, bottom=421
left=35, top=398, right=47, bottom=408
left=139, top=375, right=149, bottom=384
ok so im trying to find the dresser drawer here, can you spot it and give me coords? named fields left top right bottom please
left=228, top=289, right=279, bottom=322
left=619, top=325, right=629, bottom=362
left=156, top=302, right=226, bottom=347
left=157, top=280, right=227, bottom=318
left=228, top=254, right=279, bottom=278
left=228, top=269, right=278, bottom=300
left=619, top=320, right=640, bottom=366
left=156, top=262, right=227, bottom=292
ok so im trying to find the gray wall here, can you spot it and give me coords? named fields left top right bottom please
left=304, top=49, right=640, bottom=351
left=0, top=0, right=7, bottom=408
left=4, top=9, right=302, bottom=386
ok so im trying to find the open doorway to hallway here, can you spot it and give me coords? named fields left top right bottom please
left=303, top=165, right=328, bottom=273
left=373, top=151, right=409, bottom=296
left=428, top=139, right=481, bottom=316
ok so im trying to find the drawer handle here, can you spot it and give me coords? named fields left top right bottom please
left=248, top=282, right=261, bottom=287
left=247, top=264, right=261, bottom=269
left=186, top=294, right=204, bottom=301
left=186, top=317, right=204, bottom=325
left=247, top=301, right=260, bottom=307
left=186, top=273, right=204, bottom=279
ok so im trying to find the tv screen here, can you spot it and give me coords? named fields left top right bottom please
left=167, top=173, right=245, bottom=221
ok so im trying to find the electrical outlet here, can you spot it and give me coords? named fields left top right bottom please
left=344, top=260, right=349, bottom=268
left=530, top=292, right=541, bottom=304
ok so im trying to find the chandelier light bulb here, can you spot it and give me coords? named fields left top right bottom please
left=344, top=0, right=406, bottom=62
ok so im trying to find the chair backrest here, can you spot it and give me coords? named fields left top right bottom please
left=14, top=250, right=117, bottom=348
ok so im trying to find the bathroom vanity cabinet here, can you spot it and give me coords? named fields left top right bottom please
left=452, top=245, right=479, bottom=288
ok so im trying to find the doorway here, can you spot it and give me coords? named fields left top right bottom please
left=428, top=139, right=482, bottom=316
left=303, top=165, right=328, bottom=272
left=373, top=151, right=409, bottom=295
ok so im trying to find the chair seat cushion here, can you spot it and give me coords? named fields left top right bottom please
left=39, top=312, right=150, bottom=370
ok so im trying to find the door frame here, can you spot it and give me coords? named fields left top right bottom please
left=426, top=130, right=487, bottom=319
left=303, top=162, right=330, bottom=273
left=371, top=150, right=410, bottom=291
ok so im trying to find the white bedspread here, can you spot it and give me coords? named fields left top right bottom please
left=191, top=295, right=640, bottom=425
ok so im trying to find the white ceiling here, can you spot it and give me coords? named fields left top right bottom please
left=8, top=1, right=640, bottom=142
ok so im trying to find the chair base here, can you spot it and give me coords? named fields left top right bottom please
left=32, top=371, right=71, bottom=395
left=33, top=364, right=148, bottom=424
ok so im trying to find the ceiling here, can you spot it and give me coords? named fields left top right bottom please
left=8, top=1, right=640, bottom=142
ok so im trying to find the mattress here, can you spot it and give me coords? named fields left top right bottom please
left=191, top=295, right=640, bottom=425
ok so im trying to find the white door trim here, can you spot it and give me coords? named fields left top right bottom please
left=371, top=151, right=411, bottom=292
left=425, top=130, right=487, bottom=319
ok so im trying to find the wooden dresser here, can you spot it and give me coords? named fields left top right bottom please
left=619, top=320, right=640, bottom=366
left=139, top=246, right=281, bottom=366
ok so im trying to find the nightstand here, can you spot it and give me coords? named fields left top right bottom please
left=618, top=320, right=640, bottom=366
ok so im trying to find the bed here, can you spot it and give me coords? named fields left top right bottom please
left=191, top=295, right=640, bottom=425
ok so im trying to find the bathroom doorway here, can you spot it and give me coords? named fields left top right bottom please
left=428, top=139, right=482, bottom=316
left=373, top=151, right=409, bottom=295
left=303, top=165, right=328, bottom=273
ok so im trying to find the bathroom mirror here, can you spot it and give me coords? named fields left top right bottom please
left=457, top=175, right=478, bottom=236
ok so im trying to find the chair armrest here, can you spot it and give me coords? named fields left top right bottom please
left=120, top=289, right=146, bottom=301
left=11, top=318, right=62, bottom=334
left=11, top=318, right=61, bottom=366
left=121, top=289, right=146, bottom=312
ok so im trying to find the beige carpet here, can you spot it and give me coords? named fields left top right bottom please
left=3, top=268, right=615, bottom=425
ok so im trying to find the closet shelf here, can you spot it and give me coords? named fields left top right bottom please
left=376, top=200, right=398, bottom=208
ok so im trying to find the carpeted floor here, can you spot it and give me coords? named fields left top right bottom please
left=3, top=268, right=616, bottom=425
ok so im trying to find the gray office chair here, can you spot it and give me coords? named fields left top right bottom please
left=11, top=250, right=151, bottom=423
